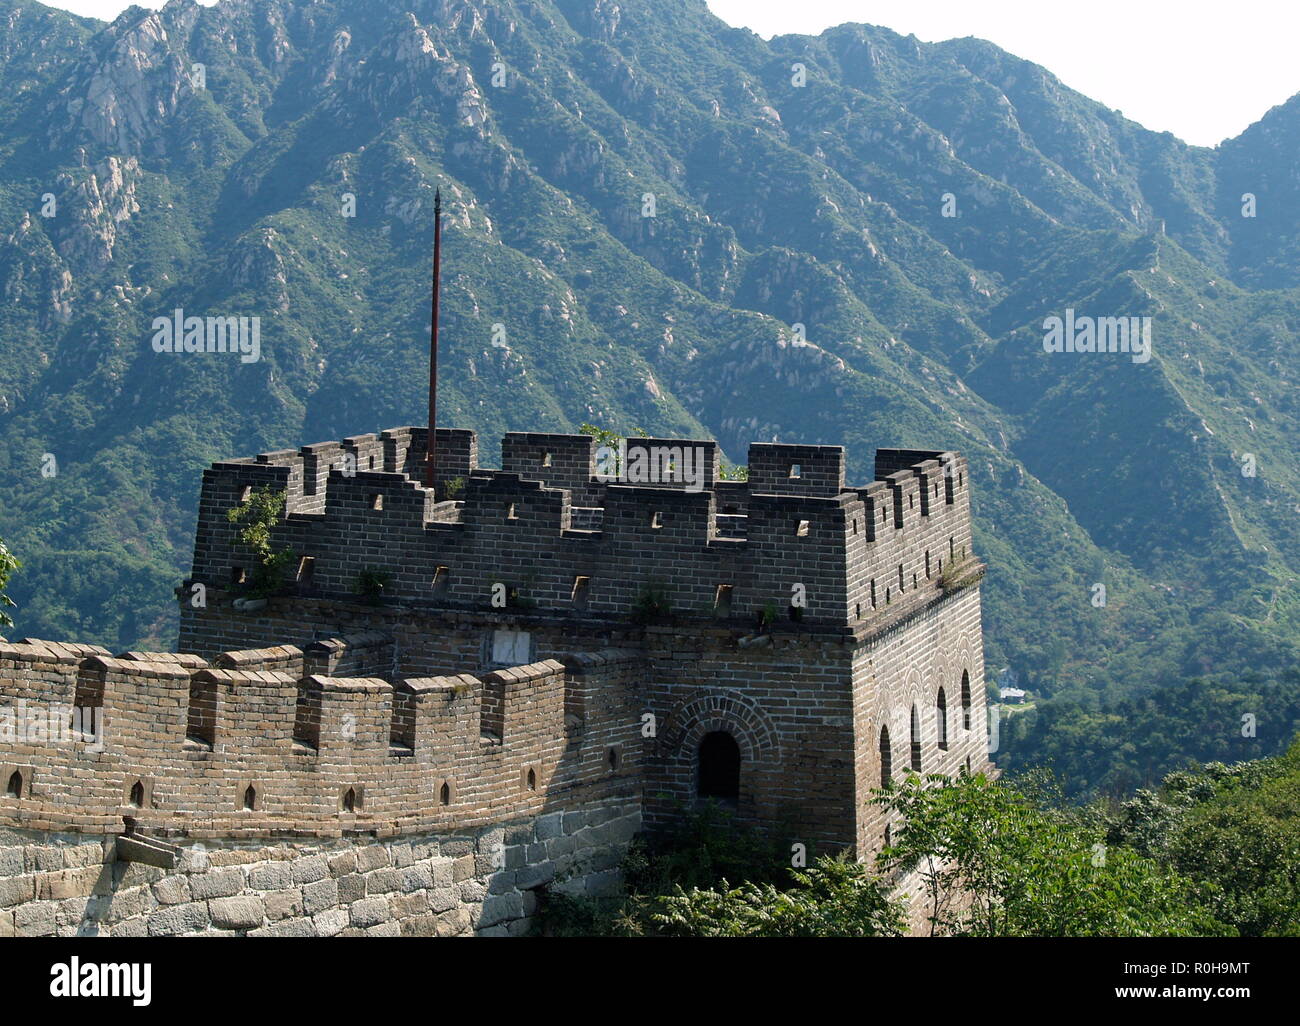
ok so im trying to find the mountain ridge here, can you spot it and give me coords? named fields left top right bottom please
left=1, top=0, right=1298, bottom=724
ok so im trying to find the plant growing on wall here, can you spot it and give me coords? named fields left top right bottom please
left=632, top=581, right=672, bottom=624
left=0, top=537, right=19, bottom=629
left=937, top=559, right=983, bottom=592
left=226, top=487, right=296, bottom=599
left=355, top=569, right=391, bottom=605
left=580, top=423, right=622, bottom=476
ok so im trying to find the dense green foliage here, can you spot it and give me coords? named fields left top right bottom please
left=648, top=854, right=905, bottom=937
left=878, top=772, right=1218, bottom=936
left=1107, top=743, right=1300, bottom=936
left=535, top=753, right=1300, bottom=937
left=0, top=535, right=18, bottom=629
left=999, top=673, right=1300, bottom=798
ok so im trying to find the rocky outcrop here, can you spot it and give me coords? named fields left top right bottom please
left=49, top=156, right=141, bottom=275
left=1, top=214, right=74, bottom=327
left=50, top=12, right=193, bottom=156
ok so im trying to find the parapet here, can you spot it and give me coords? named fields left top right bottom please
left=748, top=443, right=845, bottom=497
left=186, top=427, right=978, bottom=631
left=0, top=632, right=645, bottom=839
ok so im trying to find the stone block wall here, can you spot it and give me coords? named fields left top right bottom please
left=0, top=794, right=640, bottom=937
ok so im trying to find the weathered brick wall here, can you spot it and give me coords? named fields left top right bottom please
left=179, top=600, right=643, bottom=678
left=184, top=428, right=971, bottom=630
left=0, top=640, right=644, bottom=840
left=843, top=451, right=976, bottom=628
left=852, top=586, right=993, bottom=856
left=2, top=427, right=992, bottom=938
left=176, top=598, right=863, bottom=852
left=641, top=625, right=858, bottom=853
left=0, top=794, right=639, bottom=937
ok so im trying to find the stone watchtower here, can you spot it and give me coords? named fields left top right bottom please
left=0, top=425, right=991, bottom=936
left=178, top=426, right=993, bottom=856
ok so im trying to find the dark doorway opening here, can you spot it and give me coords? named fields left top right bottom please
left=698, top=731, right=741, bottom=804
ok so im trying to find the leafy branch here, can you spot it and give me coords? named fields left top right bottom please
left=0, top=537, right=19, bottom=630
left=226, top=486, right=295, bottom=599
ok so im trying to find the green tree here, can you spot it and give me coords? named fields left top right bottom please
left=876, top=772, right=1222, bottom=936
left=0, top=537, right=18, bottom=629
left=226, top=487, right=295, bottom=598
left=1109, top=746, right=1300, bottom=936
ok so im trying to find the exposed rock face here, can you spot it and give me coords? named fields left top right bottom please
left=0, top=0, right=1297, bottom=721
left=226, top=227, right=290, bottom=312
left=52, top=13, right=193, bottom=156
left=2, top=214, right=73, bottom=327
left=50, top=156, right=141, bottom=274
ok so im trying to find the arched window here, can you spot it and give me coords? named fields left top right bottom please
left=6, top=770, right=22, bottom=799
left=937, top=689, right=949, bottom=751
left=961, top=670, right=972, bottom=731
left=910, top=705, right=922, bottom=772
left=243, top=785, right=256, bottom=811
left=526, top=768, right=536, bottom=791
left=879, top=726, right=892, bottom=787
left=342, top=787, right=356, bottom=812
left=129, top=780, right=144, bottom=807
left=698, top=731, right=740, bottom=804
left=439, top=781, right=451, bottom=806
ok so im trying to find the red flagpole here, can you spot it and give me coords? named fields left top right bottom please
left=425, top=188, right=441, bottom=490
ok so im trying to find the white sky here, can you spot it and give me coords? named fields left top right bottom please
left=45, top=0, right=1299, bottom=147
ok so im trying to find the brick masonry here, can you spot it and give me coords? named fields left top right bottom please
left=0, top=426, right=994, bottom=934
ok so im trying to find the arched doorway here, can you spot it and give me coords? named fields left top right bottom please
left=698, top=731, right=741, bottom=804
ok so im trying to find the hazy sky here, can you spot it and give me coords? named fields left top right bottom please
left=46, top=0, right=1297, bottom=147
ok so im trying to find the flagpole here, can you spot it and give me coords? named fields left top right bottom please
left=425, top=188, right=441, bottom=490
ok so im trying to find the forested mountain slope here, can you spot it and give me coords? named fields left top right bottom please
left=1, top=0, right=1298, bottom=758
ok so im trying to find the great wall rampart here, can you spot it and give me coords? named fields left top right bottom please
left=1, top=428, right=993, bottom=936
left=183, top=427, right=976, bottom=631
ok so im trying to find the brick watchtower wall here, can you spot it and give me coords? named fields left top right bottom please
left=0, top=639, right=643, bottom=840
left=2, top=428, right=990, bottom=936
left=182, top=428, right=977, bottom=636
left=175, top=428, right=992, bottom=858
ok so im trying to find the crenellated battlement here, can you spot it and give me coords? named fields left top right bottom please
left=187, top=428, right=977, bottom=631
left=0, top=634, right=643, bottom=840
left=4, top=423, right=991, bottom=898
